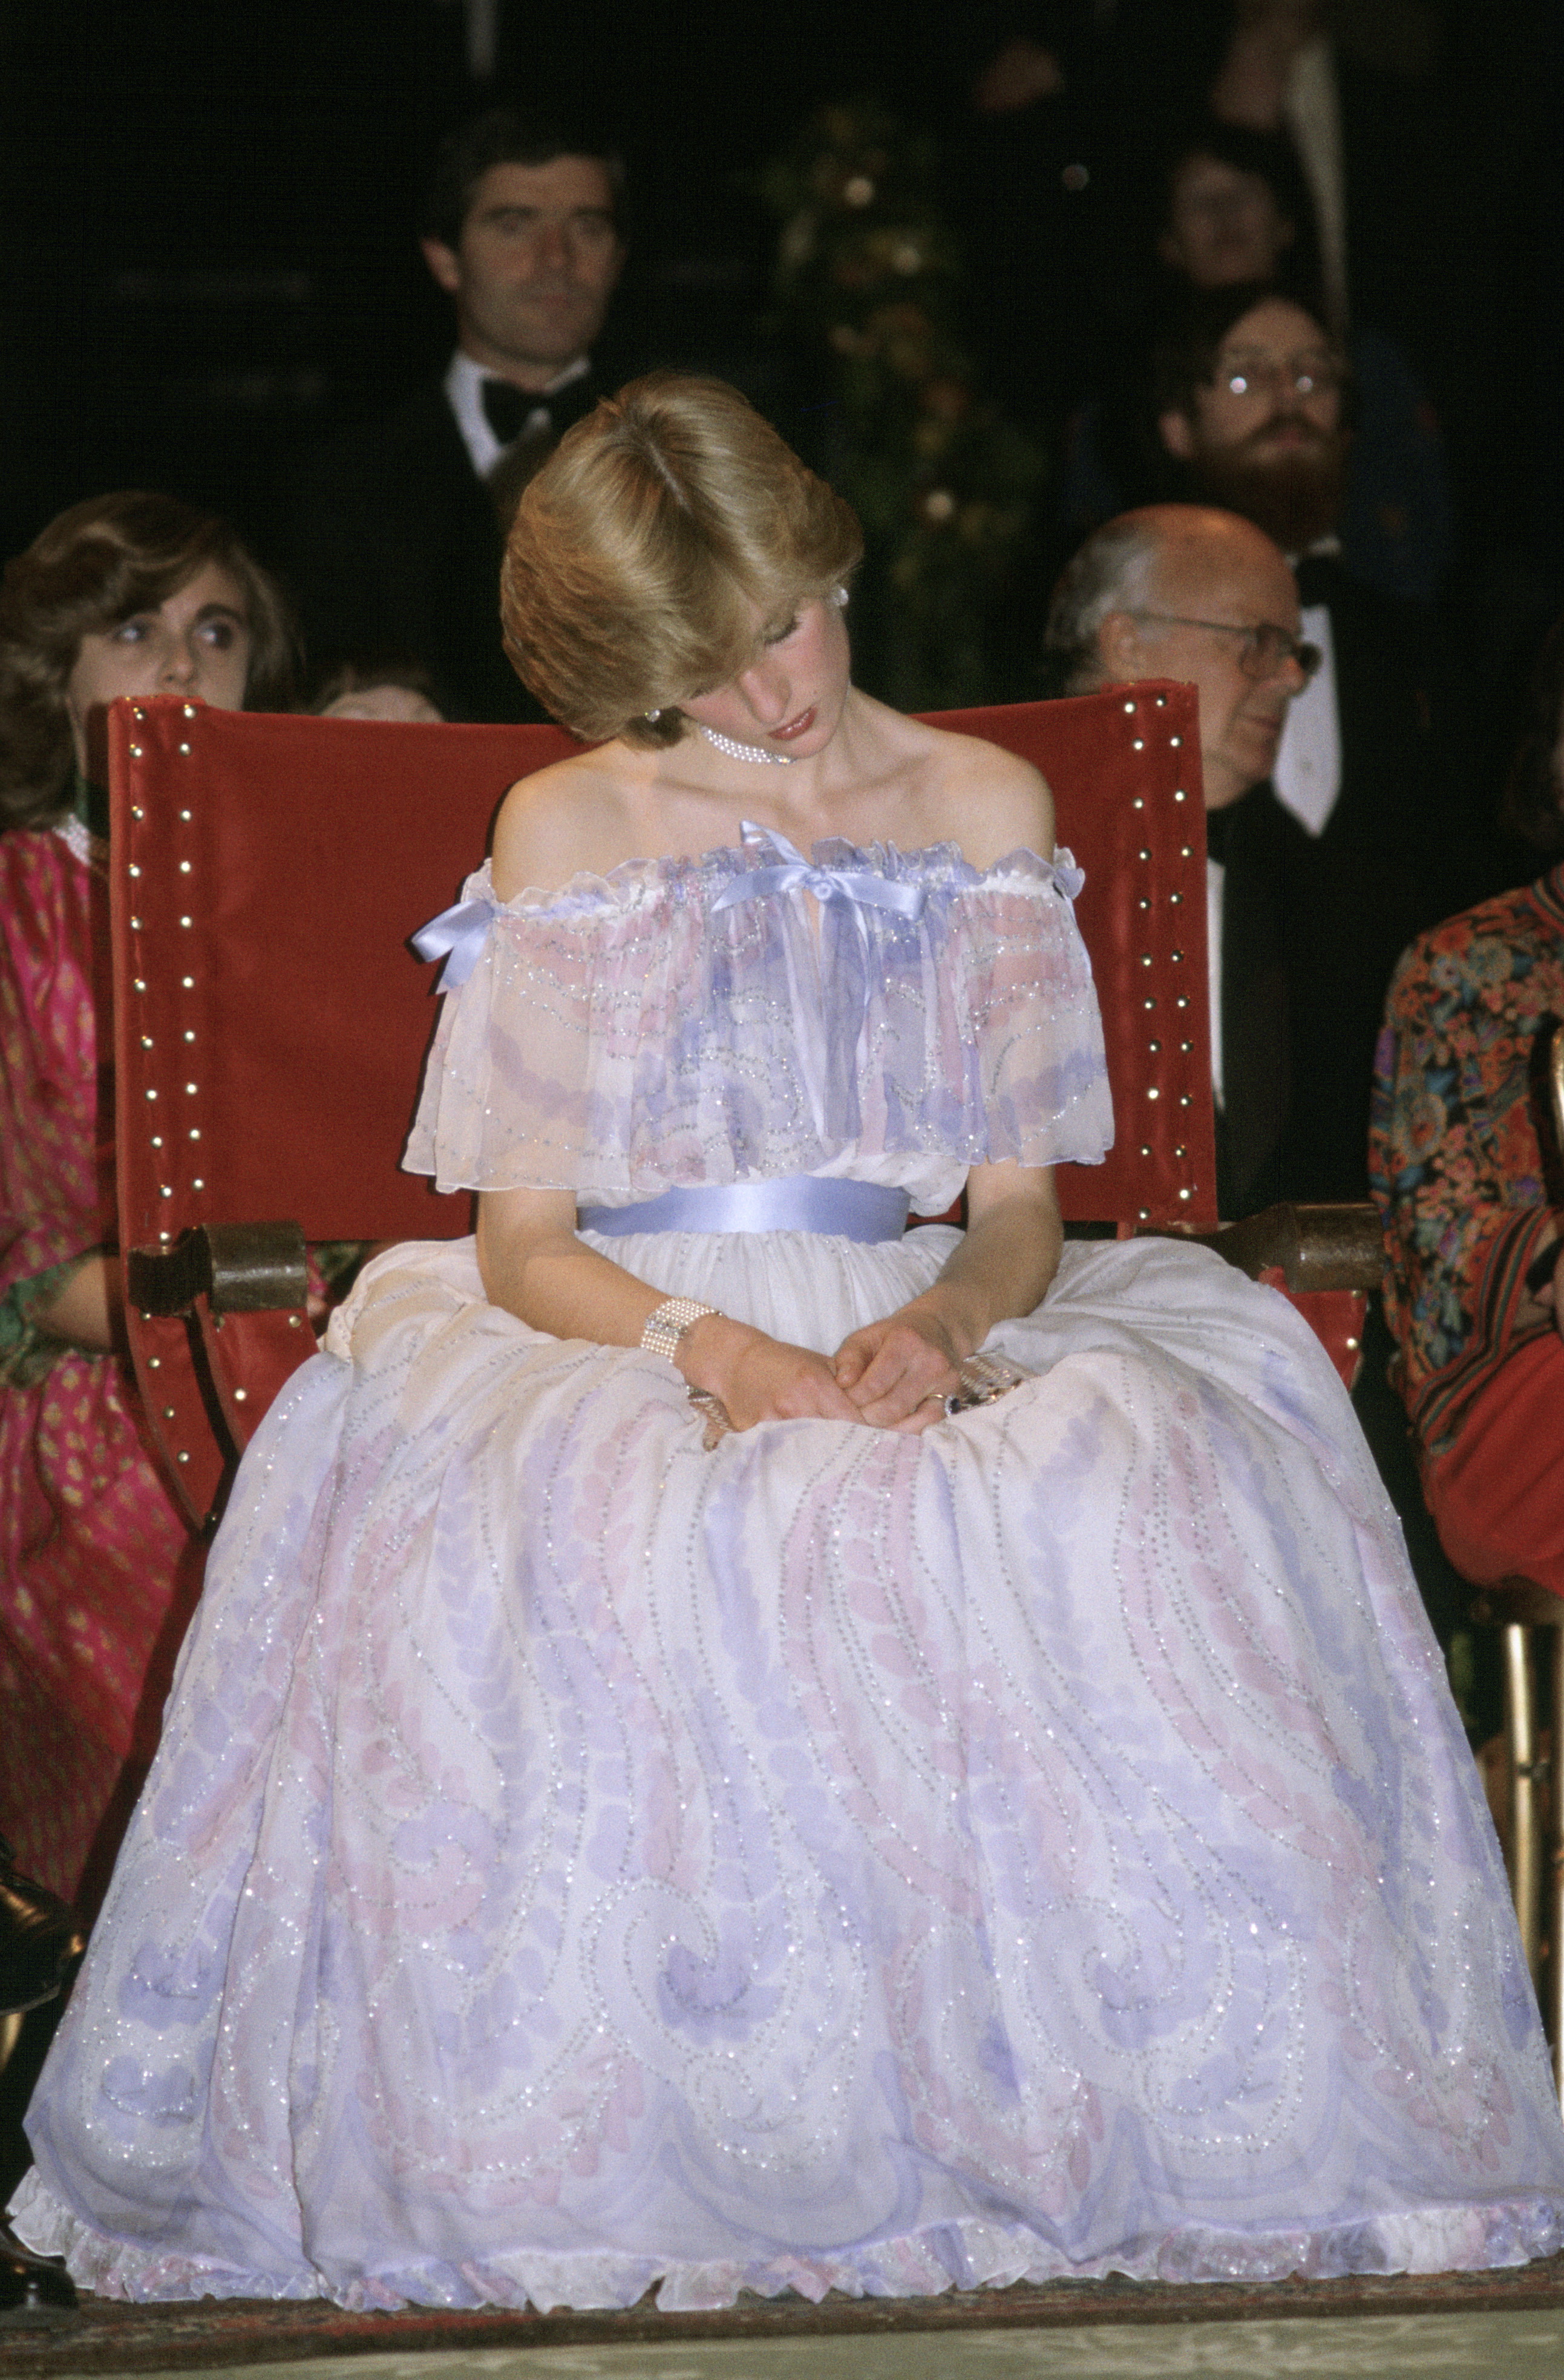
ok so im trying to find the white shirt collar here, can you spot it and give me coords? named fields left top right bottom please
left=443, top=350, right=592, bottom=480
left=1285, top=532, right=1343, bottom=567
left=1272, top=602, right=1341, bottom=838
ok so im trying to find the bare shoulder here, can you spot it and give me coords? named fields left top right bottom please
left=489, top=750, right=637, bottom=900
left=900, top=715, right=1056, bottom=871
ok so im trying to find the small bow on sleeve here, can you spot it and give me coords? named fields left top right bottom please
left=410, top=891, right=502, bottom=992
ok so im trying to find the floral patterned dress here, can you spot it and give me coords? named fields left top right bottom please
left=0, top=820, right=202, bottom=1911
left=1369, top=865, right=1564, bottom=1585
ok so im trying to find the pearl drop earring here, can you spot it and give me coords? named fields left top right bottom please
left=831, top=586, right=849, bottom=608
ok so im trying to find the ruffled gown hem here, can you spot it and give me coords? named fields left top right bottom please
left=11, top=2170, right=1564, bottom=2311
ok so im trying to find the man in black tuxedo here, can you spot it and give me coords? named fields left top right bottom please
left=1044, top=503, right=1338, bottom=1220
left=280, top=110, right=626, bottom=722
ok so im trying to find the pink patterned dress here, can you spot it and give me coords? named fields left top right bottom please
left=0, top=824, right=200, bottom=1912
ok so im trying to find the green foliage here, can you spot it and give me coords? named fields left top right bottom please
left=758, top=101, right=1045, bottom=710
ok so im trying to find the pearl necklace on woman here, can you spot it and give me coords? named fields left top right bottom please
left=699, top=725, right=794, bottom=766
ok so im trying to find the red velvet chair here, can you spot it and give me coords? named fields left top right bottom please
left=109, top=685, right=1376, bottom=1534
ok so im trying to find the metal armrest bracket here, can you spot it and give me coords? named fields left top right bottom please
left=1145, top=1199, right=1383, bottom=1292
left=126, top=1221, right=308, bottom=1318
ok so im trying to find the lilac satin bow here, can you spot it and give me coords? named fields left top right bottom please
left=410, top=893, right=500, bottom=991
left=708, top=824, right=928, bottom=925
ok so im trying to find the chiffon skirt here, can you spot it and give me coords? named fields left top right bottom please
left=14, top=1228, right=1564, bottom=2308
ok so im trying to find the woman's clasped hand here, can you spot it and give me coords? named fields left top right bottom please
left=678, top=1302, right=964, bottom=1433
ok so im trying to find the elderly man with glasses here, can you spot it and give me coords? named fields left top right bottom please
left=1045, top=502, right=1465, bottom=1221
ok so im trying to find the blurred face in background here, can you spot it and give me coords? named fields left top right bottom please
left=1159, top=298, right=1349, bottom=551
left=64, top=562, right=251, bottom=771
left=1159, top=154, right=1294, bottom=287
left=319, top=684, right=443, bottom=724
left=422, top=156, right=624, bottom=389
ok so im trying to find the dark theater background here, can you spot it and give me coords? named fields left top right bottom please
left=0, top=1, right=1562, bottom=733
left=1, top=0, right=973, bottom=546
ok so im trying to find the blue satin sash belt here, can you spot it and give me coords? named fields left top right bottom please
left=577, top=1175, right=911, bottom=1241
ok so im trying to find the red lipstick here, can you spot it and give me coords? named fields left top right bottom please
left=771, top=706, right=817, bottom=743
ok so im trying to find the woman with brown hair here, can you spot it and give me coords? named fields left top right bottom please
left=0, top=492, right=297, bottom=1918
left=18, top=384, right=1564, bottom=2306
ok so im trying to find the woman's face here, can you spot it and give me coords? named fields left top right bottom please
left=678, top=595, right=850, bottom=762
left=65, top=561, right=252, bottom=771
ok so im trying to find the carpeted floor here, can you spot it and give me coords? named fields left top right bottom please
left=6, top=2259, right=1564, bottom=2376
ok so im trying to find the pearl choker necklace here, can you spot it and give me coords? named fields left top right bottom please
left=699, top=724, right=793, bottom=766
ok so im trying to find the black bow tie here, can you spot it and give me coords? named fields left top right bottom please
left=482, top=381, right=540, bottom=445
left=481, top=374, right=597, bottom=448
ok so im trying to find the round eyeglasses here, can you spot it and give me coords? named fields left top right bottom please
left=1214, top=356, right=1343, bottom=402
left=1128, top=613, right=1323, bottom=682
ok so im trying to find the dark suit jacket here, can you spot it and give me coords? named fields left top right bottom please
left=1216, top=554, right=1481, bottom=1215
left=276, top=379, right=571, bottom=724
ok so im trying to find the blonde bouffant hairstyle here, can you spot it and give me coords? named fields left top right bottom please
left=500, top=374, right=862, bottom=747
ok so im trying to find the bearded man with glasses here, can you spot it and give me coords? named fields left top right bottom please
left=1151, top=290, right=1490, bottom=1135
left=1151, top=284, right=1477, bottom=878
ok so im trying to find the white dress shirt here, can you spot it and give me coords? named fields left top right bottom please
left=1272, top=601, right=1341, bottom=838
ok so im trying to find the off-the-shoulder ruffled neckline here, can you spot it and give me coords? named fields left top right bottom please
left=483, top=837, right=1074, bottom=918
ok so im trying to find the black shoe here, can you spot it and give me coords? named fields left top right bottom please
left=0, top=2226, right=77, bottom=2324
left=0, top=1840, right=84, bottom=2018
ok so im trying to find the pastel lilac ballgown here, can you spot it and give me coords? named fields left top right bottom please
left=13, top=829, right=1564, bottom=2308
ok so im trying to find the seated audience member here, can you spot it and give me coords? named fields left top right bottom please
left=1058, top=118, right=1316, bottom=551
left=1155, top=115, right=1317, bottom=296
left=1371, top=616, right=1564, bottom=1598
left=309, top=660, right=444, bottom=724
left=1152, top=277, right=1447, bottom=613
left=1202, top=0, right=1445, bottom=370
left=0, top=494, right=298, bottom=1918
left=1045, top=502, right=1321, bottom=1217
left=1152, top=132, right=1447, bottom=606
left=280, top=109, right=627, bottom=725
left=1151, top=297, right=1484, bottom=1129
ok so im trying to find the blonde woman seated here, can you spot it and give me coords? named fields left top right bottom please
left=16, top=379, right=1564, bottom=2310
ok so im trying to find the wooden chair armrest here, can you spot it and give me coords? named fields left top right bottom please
left=1140, top=1200, right=1384, bottom=1292
left=126, top=1220, right=308, bottom=1319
